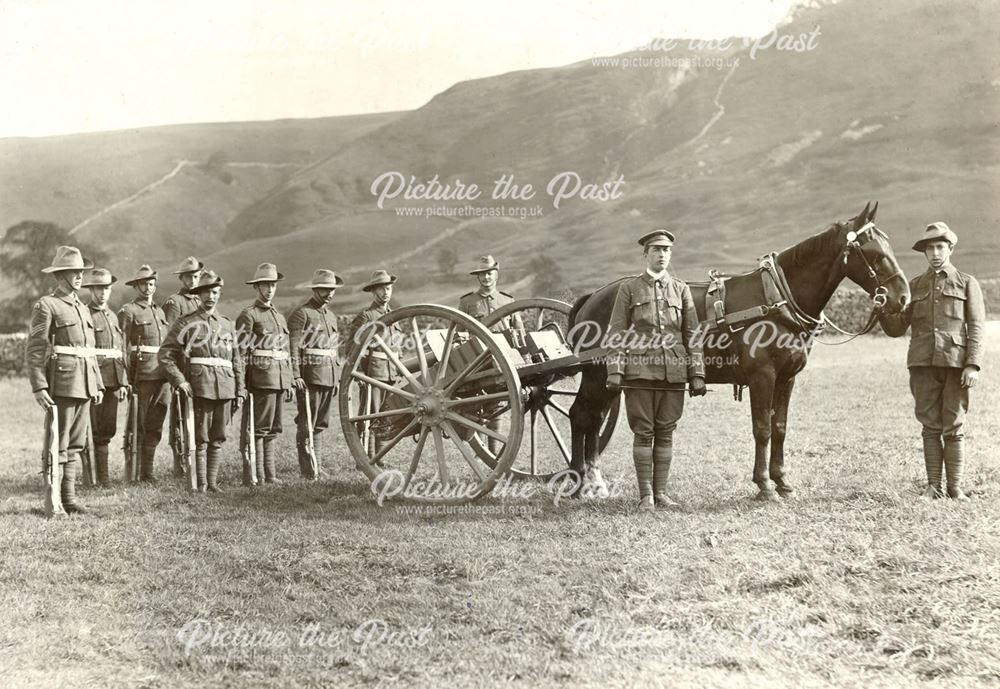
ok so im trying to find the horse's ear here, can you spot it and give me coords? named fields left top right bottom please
left=856, top=201, right=871, bottom=226
left=869, top=201, right=879, bottom=222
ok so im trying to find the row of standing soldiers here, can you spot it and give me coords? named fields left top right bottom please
left=27, top=247, right=517, bottom=514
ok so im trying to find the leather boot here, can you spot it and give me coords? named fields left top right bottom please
left=196, top=444, right=208, bottom=492
left=920, top=434, right=944, bottom=499
left=61, top=459, right=88, bottom=514
left=139, top=445, right=156, bottom=483
left=653, top=439, right=680, bottom=508
left=94, top=444, right=110, bottom=487
left=206, top=443, right=222, bottom=492
left=633, top=442, right=654, bottom=510
left=263, top=437, right=280, bottom=483
left=944, top=437, right=969, bottom=500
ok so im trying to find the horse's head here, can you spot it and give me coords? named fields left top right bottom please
left=837, top=202, right=910, bottom=314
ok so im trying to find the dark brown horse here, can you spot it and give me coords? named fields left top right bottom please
left=567, top=203, right=911, bottom=501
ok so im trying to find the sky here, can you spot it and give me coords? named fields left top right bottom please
left=0, top=0, right=799, bottom=138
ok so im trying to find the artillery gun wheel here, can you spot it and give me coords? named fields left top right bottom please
left=339, top=304, right=523, bottom=505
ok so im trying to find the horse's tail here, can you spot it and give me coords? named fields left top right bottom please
left=567, top=292, right=593, bottom=348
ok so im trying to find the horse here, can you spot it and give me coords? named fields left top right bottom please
left=567, top=202, right=911, bottom=501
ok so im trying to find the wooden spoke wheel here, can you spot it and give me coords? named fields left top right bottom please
left=339, top=305, right=523, bottom=505
left=472, top=298, right=620, bottom=479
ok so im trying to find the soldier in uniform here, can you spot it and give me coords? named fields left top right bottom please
left=163, top=256, right=204, bottom=477
left=348, top=270, right=402, bottom=457
left=82, top=268, right=129, bottom=487
left=288, top=269, right=344, bottom=478
left=159, top=270, right=245, bottom=493
left=26, top=246, right=105, bottom=514
left=118, top=265, right=171, bottom=482
left=236, top=263, right=294, bottom=485
left=458, top=255, right=524, bottom=331
left=881, top=222, right=985, bottom=500
left=162, top=256, right=204, bottom=322
left=458, top=255, right=523, bottom=454
left=605, top=229, right=706, bottom=510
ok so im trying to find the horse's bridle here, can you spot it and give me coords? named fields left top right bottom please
left=841, top=221, right=904, bottom=309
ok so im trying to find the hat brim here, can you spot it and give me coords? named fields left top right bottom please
left=82, top=276, right=118, bottom=287
left=469, top=265, right=500, bottom=275
left=125, top=275, right=158, bottom=286
left=361, top=276, right=396, bottom=292
left=912, top=237, right=956, bottom=252
left=190, top=280, right=224, bottom=293
left=311, top=281, right=344, bottom=289
left=42, top=259, right=95, bottom=274
left=246, top=272, right=285, bottom=284
left=172, top=261, right=205, bottom=275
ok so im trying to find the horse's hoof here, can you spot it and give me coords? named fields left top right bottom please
left=754, top=489, right=780, bottom=503
left=776, top=485, right=796, bottom=500
left=581, top=467, right=610, bottom=500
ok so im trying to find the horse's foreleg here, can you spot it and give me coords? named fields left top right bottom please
left=749, top=375, right=778, bottom=501
left=769, top=377, right=796, bottom=498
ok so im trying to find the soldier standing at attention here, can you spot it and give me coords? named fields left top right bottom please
left=118, top=265, right=171, bottom=483
left=348, top=270, right=402, bottom=456
left=236, top=263, right=294, bottom=485
left=605, top=230, right=706, bottom=511
left=288, top=269, right=343, bottom=479
left=26, top=246, right=105, bottom=514
left=159, top=271, right=245, bottom=493
left=458, top=255, right=524, bottom=331
left=162, top=256, right=204, bottom=322
left=163, top=256, right=203, bottom=477
left=82, top=268, right=128, bottom=487
left=881, top=222, right=985, bottom=500
left=458, top=255, right=523, bottom=454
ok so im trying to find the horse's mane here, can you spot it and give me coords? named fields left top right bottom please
left=777, top=223, right=844, bottom=269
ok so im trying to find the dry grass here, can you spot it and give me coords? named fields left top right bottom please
left=1, top=329, right=998, bottom=688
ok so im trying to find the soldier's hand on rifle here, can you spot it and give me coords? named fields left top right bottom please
left=294, top=377, right=307, bottom=393
left=605, top=373, right=622, bottom=394
left=689, top=376, right=707, bottom=397
left=176, top=381, right=193, bottom=397
left=33, top=389, right=55, bottom=410
left=116, top=386, right=129, bottom=401
left=233, top=394, right=244, bottom=411
left=93, top=391, right=104, bottom=406
left=284, top=387, right=294, bottom=403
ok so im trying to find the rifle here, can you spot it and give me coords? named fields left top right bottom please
left=169, top=390, right=187, bottom=477
left=42, top=405, right=64, bottom=518
left=178, top=389, right=197, bottom=491
left=242, top=392, right=258, bottom=485
left=123, top=388, right=139, bottom=483
left=81, top=419, right=96, bottom=487
left=302, top=390, right=318, bottom=480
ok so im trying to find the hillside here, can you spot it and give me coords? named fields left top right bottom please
left=216, top=0, right=998, bottom=306
left=2, top=0, right=997, bottom=315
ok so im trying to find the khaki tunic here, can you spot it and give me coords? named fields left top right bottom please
left=162, top=290, right=201, bottom=324
left=118, top=299, right=169, bottom=381
left=236, top=300, right=293, bottom=391
left=606, top=273, right=705, bottom=384
left=26, top=290, right=104, bottom=399
left=288, top=297, right=340, bottom=388
left=89, top=304, right=128, bottom=389
left=347, top=301, right=401, bottom=382
left=159, top=306, right=246, bottom=400
left=458, top=289, right=524, bottom=330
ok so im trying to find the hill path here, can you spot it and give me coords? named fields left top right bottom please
left=68, top=160, right=304, bottom=235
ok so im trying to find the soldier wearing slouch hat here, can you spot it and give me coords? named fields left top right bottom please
left=236, top=263, right=294, bottom=485
left=26, top=246, right=105, bottom=514
left=288, top=269, right=343, bottom=478
left=159, top=270, right=245, bottom=492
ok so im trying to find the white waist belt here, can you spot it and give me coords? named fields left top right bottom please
left=52, top=345, right=98, bottom=357
left=190, top=357, right=233, bottom=369
left=252, top=349, right=289, bottom=359
left=303, top=348, right=337, bottom=357
left=94, top=348, right=123, bottom=359
left=131, top=345, right=160, bottom=353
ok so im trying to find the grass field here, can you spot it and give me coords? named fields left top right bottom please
left=2, top=329, right=998, bottom=688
